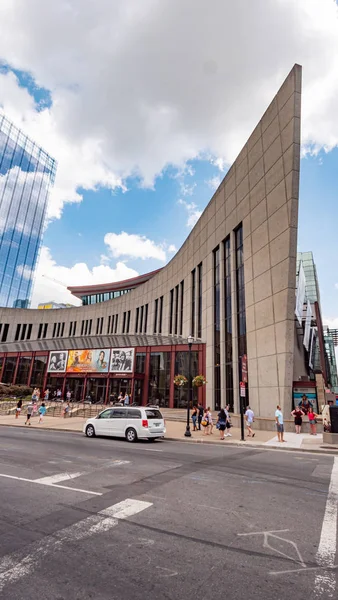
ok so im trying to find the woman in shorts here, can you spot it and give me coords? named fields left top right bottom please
left=308, top=408, right=318, bottom=435
left=15, top=399, right=22, bottom=419
left=38, top=403, right=47, bottom=424
left=202, top=408, right=210, bottom=435
left=207, top=406, right=213, bottom=434
left=217, top=408, right=227, bottom=440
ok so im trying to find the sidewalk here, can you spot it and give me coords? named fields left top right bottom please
left=0, top=414, right=337, bottom=453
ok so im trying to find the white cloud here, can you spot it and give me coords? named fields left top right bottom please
left=206, top=176, right=221, bottom=191
left=168, top=244, right=177, bottom=253
left=104, top=231, right=166, bottom=261
left=30, top=246, right=139, bottom=307
left=178, top=199, right=202, bottom=228
left=324, top=317, right=338, bottom=329
left=1, top=0, right=338, bottom=220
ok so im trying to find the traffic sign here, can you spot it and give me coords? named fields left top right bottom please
left=240, top=381, right=246, bottom=397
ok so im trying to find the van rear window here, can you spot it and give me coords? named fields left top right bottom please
left=146, top=409, right=163, bottom=419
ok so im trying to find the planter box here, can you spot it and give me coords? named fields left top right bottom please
left=323, top=432, right=338, bottom=446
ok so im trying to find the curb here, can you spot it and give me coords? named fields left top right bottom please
left=0, top=423, right=83, bottom=434
left=1, top=423, right=338, bottom=455
left=164, top=436, right=338, bottom=454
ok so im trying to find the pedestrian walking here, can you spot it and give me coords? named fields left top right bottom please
left=197, top=403, right=204, bottom=430
left=66, top=390, right=72, bottom=402
left=275, top=405, right=285, bottom=442
left=308, top=408, right=318, bottom=435
left=38, top=403, right=47, bottom=423
left=207, top=406, right=213, bottom=434
left=15, top=399, right=22, bottom=419
left=201, top=408, right=210, bottom=435
left=56, top=388, right=62, bottom=402
left=44, top=389, right=50, bottom=401
left=245, top=405, right=255, bottom=437
left=25, top=402, right=34, bottom=425
left=124, top=393, right=130, bottom=406
left=217, top=408, right=227, bottom=440
left=291, top=407, right=304, bottom=434
left=63, top=402, right=70, bottom=418
left=224, top=404, right=232, bottom=437
left=32, top=399, right=38, bottom=418
left=191, top=406, right=198, bottom=431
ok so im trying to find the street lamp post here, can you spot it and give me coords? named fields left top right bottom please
left=185, top=335, right=194, bottom=437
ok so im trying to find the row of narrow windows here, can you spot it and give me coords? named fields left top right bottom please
left=135, top=304, right=148, bottom=334
left=1, top=265, right=205, bottom=343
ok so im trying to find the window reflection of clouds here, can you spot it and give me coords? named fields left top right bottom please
left=0, top=113, right=56, bottom=307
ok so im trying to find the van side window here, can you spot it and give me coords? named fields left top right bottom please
left=98, top=410, right=113, bottom=419
left=127, top=409, right=142, bottom=419
left=111, top=409, right=127, bottom=419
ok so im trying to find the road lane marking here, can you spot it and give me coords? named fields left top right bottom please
left=270, top=565, right=338, bottom=576
left=0, top=498, right=152, bottom=592
left=34, top=472, right=83, bottom=484
left=101, top=498, right=153, bottom=520
left=0, top=473, right=101, bottom=496
left=238, top=530, right=306, bottom=568
left=314, top=456, right=338, bottom=597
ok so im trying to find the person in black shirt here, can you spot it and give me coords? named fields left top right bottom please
left=197, top=403, right=204, bottom=430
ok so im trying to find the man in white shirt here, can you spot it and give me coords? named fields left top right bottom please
left=245, top=406, right=255, bottom=437
left=275, top=405, right=285, bottom=442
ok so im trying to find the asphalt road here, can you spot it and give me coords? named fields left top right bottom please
left=0, top=426, right=337, bottom=600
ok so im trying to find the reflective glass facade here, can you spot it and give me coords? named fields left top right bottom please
left=297, top=252, right=321, bottom=306
left=0, top=114, right=56, bottom=307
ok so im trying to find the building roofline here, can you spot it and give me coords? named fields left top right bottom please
left=67, top=267, right=163, bottom=298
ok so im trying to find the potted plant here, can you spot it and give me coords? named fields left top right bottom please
left=192, top=374, right=207, bottom=388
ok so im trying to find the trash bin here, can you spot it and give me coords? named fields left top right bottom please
left=329, top=406, right=338, bottom=433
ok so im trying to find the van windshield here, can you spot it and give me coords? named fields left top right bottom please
left=145, top=409, right=163, bottom=420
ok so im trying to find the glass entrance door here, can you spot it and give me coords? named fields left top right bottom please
left=133, top=379, right=144, bottom=405
left=109, top=378, right=131, bottom=403
left=66, top=378, right=85, bottom=402
left=86, top=378, right=107, bottom=404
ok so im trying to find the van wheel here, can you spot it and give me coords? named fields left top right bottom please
left=86, top=424, right=95, bottom=438
left=126, top=428, right=137, bottom=443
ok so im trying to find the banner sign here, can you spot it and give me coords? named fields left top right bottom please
left=66, top=349, right=110, bottom=373
left=303, top=300, right=312, bottom=351
left=241, top=354, right=248, bottom=383
left=295, top=261, right=306, bottom=326
left=47, top=351, right=68, bottom=373
left=110, top=348, right=135, bottom=373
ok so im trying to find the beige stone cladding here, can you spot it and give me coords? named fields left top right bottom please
left=0, top=65, right=301, bottom=418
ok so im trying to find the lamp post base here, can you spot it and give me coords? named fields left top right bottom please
left=184, top=426, right=192, bottom=437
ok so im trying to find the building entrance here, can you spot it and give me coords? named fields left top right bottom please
left=86, top=378, right=107, bottom=404
left=66, top=378, right=85, bottom=402
left=108, top=378, right=131, bottom=403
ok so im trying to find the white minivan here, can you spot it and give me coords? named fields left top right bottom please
left=83, top=406, right=166, bottom=442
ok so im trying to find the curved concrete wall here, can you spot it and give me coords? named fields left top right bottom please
left=0, top=65, right=302, bottom=416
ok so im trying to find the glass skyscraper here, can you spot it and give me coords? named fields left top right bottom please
left=0, top=113, right=56, bottom=308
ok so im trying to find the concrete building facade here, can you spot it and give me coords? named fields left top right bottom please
left=0, top=65, right=302, bottom=417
